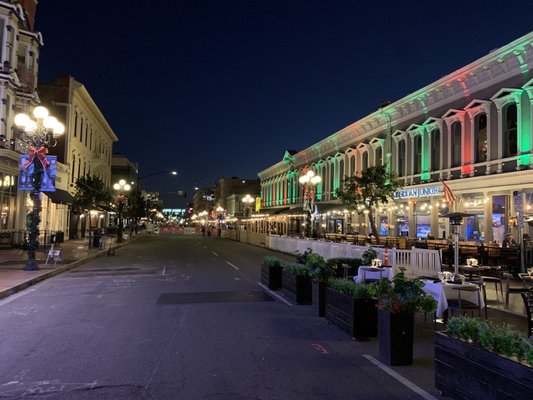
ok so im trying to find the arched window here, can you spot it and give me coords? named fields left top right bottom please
left=329, top=163, right=335, bottom=197
left=74, top=112, right=78, bottom=138
left=413, top=135, right=422, bottom=174
left=431, top=129, right=440, bottom=171
left=475, top=114, right=487, bottom=162
left=71, top=155, right=76, bottom=183
left=375, top=147, right=382, bottom=166
left=362, top=152, right=368, bottom=171
left=398, top=140, right=406, bottom=176
left=77, top=158, right=81, bottom=179
left=80, top=119, right=84, bottom=143
left=350, top=156, right=355, bottom=176
left=339, top=159, right=345, bottom=188
left=451, top=122, right=462, bottom=167
left=503, top=104, right=517, bottom=157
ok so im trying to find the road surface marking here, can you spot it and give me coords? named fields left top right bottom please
left=362, top=355, right=438, bottom=400
left=162, top=266, right=166, bottom=276
left=234, top=277, right=240, bottom=281
left=256, top=282, right=293, bottom=306
left=212, top=251, right=218, bottom=256
left=226, top=261, right=239, bottom=270
left=311, top=343, right=329, bottom=354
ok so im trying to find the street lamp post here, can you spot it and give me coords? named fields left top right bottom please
left=113, top=179, right=131, bottom=242
left=242, top=194, right=254, bottom=217
left=14, top=106, right=65, bottom=271
left=299, top=170, right=321, bottom=238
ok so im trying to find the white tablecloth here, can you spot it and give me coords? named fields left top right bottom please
left=354, top=266, right=392, bottom=283
left=421, top=279, right=485, bottom=318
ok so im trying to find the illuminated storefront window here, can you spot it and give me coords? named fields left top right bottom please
left=0, top=173, right=17, bottom=230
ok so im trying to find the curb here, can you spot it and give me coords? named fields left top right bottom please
left=0, top=238, right=137, bottom=300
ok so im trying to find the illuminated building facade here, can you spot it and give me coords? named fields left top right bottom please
left=0, top=1, right=41, bottom=234
left=259, top=32, right=533, bottom=243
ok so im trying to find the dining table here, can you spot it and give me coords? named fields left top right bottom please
left=458, top=265, right=491, bottom=280
left=421, top=279, right=485, bottom=319
left=353, top=265, right=392, bottom=284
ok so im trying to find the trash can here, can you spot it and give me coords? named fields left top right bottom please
left=93, top=234, right=101, bottom=248
left=56, top=231, right=64, bottom=243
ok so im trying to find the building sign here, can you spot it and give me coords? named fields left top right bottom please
left=18, top=155, right=57, bottom=192
left=393, top=185, right=441, bottom=200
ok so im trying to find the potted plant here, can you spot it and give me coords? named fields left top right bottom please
left=377, top=272, right=437, bottom=365
left=307, top=253, right=336, bottom=317
left=295, top=248, right=313, bottom=264
left=281, top=262, right=312, bottom=305
left=361, top=246, right=378, bottom=266
left=261, top=256, right=283, bottom=290
left=435, top=316, right=533, bottom=399
left=325, top=278, right=386, bottom=340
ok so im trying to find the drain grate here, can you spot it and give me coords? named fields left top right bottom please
left=157, top=290, right=274, bottom=305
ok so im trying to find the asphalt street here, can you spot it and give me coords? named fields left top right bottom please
left=0, top=235, right=446, bottom=400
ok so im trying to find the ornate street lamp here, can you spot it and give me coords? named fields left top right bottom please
left=14, top=106, right=65, bottom=271
left=242, top=194, right=254, bottom=217
left=113, top=179, right=131, bottom=242
left=299, top=170, right=321, bottom=238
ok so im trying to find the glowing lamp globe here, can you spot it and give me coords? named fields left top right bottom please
left=14, top=113, right=30, bottom=128
left=53, top=122, right=65, bottom=135
left=43, top=116, right=58, bottom=130
left=113, top=183, right=120, bottom=190
left=33, top=106, right=49, bottom=119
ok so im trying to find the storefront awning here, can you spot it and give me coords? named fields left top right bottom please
left=45, top=189, right=74, bottom=205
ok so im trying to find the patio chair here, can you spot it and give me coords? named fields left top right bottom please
left=479, top=266, right=504, bottom=301
left=503, top=273, right=528, bottom=309
left=447, top=285, right=484, bottom=320
left=520, top=289, right=533, bottom=338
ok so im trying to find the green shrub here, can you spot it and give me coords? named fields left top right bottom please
left=328, top=278, right=381, bottom=299
left=263, top=256, right=282, bottom=267
left=295, top=248, right=313, bottom=264
left=361, top=247, right=378, bottom=265
left=326, top=257, right=363, bottom=269
left=307, top=253, right=336, bottom=282
left=282, top=262, right=310, bottom=276
left=445, top=316, right=533, bottom=366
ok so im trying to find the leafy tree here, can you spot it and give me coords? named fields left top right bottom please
left=72, top=175, right=113, bottom=213
left=125, top=189, right=147, bottom=220
left=336, top=164, right=400, bottom=245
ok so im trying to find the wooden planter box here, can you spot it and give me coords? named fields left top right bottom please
left=312, top=281, right=327, bottom=317
left=378, top=309, right=414, bottom=366
left=325, top=288, right=377, bottom=340
left=282, top=271, right=312, bottom=305
left=261, top=264, right=282, bottom=290
left=435, top=332, right=533, bottom=400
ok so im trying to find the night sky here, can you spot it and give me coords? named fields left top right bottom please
left=36, top=0, right=533, bottom=208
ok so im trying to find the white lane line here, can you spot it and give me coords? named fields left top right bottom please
left=362, top=355, right=438, bottom=400
left=162, top=266, right=166, bottom=276
left=226, top=261, right=239, bottom=270
left=257, top=282, right=293, bottom=306
left=212, top=252, right=218, bottom=256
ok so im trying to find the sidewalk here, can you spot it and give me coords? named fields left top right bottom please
left=0, top=235, right=136, bottom=299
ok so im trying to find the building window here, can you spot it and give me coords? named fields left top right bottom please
left=74, top=112, right=78, bottom=137
left=71, top=155, right=76, bottom=183
left=80, top=119, right=84, bottom=142
left=398, top=140, right=406, bottom=176
left=431, top=129, right=440, bottom=171
left=451, top=122, right=462, bottom=167
left=503, top=103, right=517, bottom=157
left=413, top=135, right=422, bottom=174
left=339, top=159, right=344, bottom=189
left=362, top=152, right=368, bottom=171
left=350, top=155, right=355, bottom=176
left=375, top=147, right=382, bottom=167
left=475, top=114, right=488, bottom=162
left=329, top=163, right=335, bottom=197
